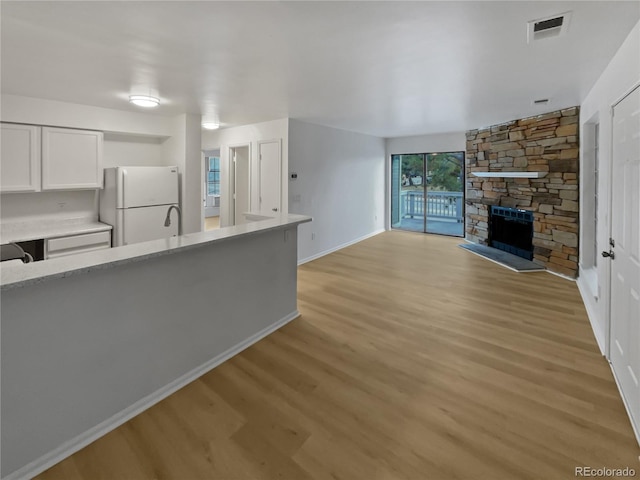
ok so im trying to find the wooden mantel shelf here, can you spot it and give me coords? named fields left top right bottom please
left=470, top=171, right=548, bottom=178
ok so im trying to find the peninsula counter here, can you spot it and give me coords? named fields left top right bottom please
left=1, top=214, right=311, bottom=480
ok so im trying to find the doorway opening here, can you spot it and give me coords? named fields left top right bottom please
left=203, top=149, right=220, bottom=231
left=229, top=144, right=251, bottom=225
left=391, top=152, right=465, bottom=236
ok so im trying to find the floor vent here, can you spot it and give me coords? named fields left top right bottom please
left=527, top=12, right=572, bottom=43
left=533, top=98, right=550, bottom=105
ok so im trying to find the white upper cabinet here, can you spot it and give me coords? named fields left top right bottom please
left=0, top=123, right=103, bottom=193
left=1, top=124, right=41, bottom=192
left=42, top=127, right=103, bottom=190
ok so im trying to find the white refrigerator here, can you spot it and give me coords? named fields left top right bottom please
left=100, top=166, right=180, bottom=246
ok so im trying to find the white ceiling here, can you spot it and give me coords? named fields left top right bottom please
left=1, top=1, right=638, bottom=138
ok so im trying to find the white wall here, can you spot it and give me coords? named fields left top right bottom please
left=1, top=94, right=175, bottom=136
left=103, top=134, right=167, bottom=168
left=289, top=119, right=386, bottom=263
left=0, top=191, right=97, bottom=223
left=385, top=132, right=466, bottom=156
left=578, top=20, right=640, bottom=354
left=385, top=131, right=466, bottom=230
left=184, top=114, right=204, bottom=233
left=202, top=118, right=289, bottom=227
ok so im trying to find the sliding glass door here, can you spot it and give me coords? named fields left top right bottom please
left=390, top=152, right=464, bottom=236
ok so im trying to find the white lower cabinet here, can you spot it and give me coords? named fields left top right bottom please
left=45, top=231, right=111, bottom=259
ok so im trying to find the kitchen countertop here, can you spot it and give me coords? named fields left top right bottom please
left=0, top=217, right=112, bottom=244
left=1, top=213, right=312, bottom=290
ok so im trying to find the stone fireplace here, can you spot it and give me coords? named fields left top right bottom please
left=465, top=107, right=580, bottom=277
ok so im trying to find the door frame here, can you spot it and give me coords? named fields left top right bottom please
left=257, top=139, right=282, bottom=216
left=228, top=143, right=251, bottom=226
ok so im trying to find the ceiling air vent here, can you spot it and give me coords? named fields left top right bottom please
left=527, top=12, right=572, bottom=43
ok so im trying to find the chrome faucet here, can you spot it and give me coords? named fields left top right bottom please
left=164, top=205, right=182, bottom=236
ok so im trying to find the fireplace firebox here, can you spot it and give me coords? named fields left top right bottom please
left=489, top=206, right=534, bottom=260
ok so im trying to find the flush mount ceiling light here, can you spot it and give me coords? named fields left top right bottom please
left=129, top=95, right=160, bottom=108
left=202, top=122, right=220, bottom=130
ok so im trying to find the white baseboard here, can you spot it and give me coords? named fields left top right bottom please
left=545, top=269, right=577, bottom=281
left=298, top=228, right=386, bottom=265
left=576, top=276, right=607, bottom=356
left=3, top=311, right=300, bottom=480
left=608, top=359, right=640, bottom=448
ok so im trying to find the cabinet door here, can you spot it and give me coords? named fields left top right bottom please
left=0, top=123, right=41, bottom=192
left=42, top=127, right=103, bottom=190
left=45, top=231, right=111, bottom=259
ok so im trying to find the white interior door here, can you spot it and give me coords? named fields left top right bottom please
left=258, top=140, right=281, bottom=216
left=609, top=85, right=640, bottom=432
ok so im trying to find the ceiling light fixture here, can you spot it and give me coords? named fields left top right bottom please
left=129, top=95, right=160, bottom=108
left=202, top=122, right=220, bottom=130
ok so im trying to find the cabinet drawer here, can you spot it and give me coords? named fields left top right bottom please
left=46, top=231, right=111, bottom=259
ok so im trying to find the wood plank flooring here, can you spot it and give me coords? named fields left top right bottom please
left=204, top=216, right=220, bottom=231
left=36, top=231, right=640, bottom=480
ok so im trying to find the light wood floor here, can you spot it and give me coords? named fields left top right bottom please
left=205, top=216, right=220, bottom=231
left=37, top=231, right=639, bottom=480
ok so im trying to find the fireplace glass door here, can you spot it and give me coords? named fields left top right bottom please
left=391, top=152, right=464, bottom=236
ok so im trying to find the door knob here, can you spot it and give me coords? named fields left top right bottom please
left=601, top=250, right=615, bottom=260
left=272, top=208, right=278, bottom=212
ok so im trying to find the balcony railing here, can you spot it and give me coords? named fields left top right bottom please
left=400, top=191, right=464, bottom=222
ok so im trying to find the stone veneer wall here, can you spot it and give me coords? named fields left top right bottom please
left=465, top=107, right=580, bottom=277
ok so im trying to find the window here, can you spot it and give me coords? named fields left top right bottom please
left=206, top=156, right=220, bottom=196
left=390, top=151, right=465, bottom=237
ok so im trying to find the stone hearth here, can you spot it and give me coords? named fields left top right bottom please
left=465, top=107, right=580, bottom=277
